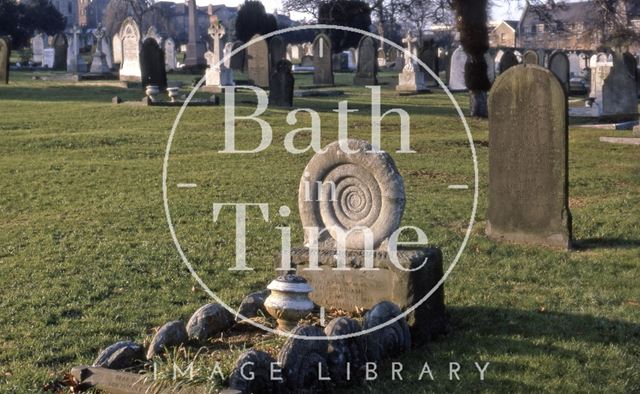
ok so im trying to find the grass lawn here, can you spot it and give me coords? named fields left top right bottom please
left=0, top=70, right=639, bottom=393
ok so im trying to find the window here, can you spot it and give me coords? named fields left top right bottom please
left=537, top=23, right=545, bottom=33
left=530, top=25, right=536, bottom=36
left=500, top=33, right=506, bottom=43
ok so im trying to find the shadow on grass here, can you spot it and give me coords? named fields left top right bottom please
left=572, top=238, right=640, bottom=250
left=0, top=85, right=144, bottom=103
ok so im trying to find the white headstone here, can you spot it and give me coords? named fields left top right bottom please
left=449, top=47, right=494, bottom=90
left=568, top=52, right=581, bottom=77
left=119, top=18, right=142, bottom=81
left=43, top=48, right=54, bottom=68
left=32, top=33, right=46, bottom=64
left=66, top=26, right=86, bottom=73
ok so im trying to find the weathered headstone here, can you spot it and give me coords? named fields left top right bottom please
left=536, top=49, right=547, bottom=66
left=140, top=36, right=167, bottom=89
left=43, top=48, right=54, bottom=68
left=102, top=36, right=113, bottom=69
left=31, top=33, right=46, bottom=64
left=269, top=59, right=294, bottom=107
left=623, top=52, right=637, bottom=79
left=246, top=34, right=269, bottom=87
left=396, top=32, right=426, bottom=93
left=548, top=50, right=569, bottom=92
left=523, top=50, right=539, bottom=65
left=487, top=64, right=572, bottom=249
left=269, top=36, right=286, bottom=73
left=313, top=33, right=333, bottom=85
left=52, top=33, right=67, bottom=70
left=164, top=37, right=177, bottom=71
left=118, top=18, right=142, bottom=82
left=112, top=33, right=122, bottom=65
left=498, top=49, right=519, bottom=74
left=596, top=54, right=638, bottom=116
left=90, top=24, right=110, bottom=74
left=0, top=36, right=10, bottom=84
left=184, top=0, right=205, bottom=67
left=354, top=35, right=377, bottom=85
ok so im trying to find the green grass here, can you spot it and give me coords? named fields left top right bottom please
left=0, top=70, right=639, bottom=393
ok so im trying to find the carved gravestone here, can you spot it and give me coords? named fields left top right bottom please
left=140, top=37, right=167, bottom=89
left=269, top=59, right=294, bottom=107
left=119, top=18, right=142, bottom=82
left=43, top=48, right=54, bottom=68
left=230, top=40, right=245, bottom=71
left=498, top=49, right=519, bottom=74
left=448, top=46, right=466, bottom=90
left=0, top=36, right=10, bottom=84
left=418, top=44, right=438, bottom=86
left=246, top=34, right=269, bottom=87
left=548, top=50, right=570, bottom=92
left=67, top=26, right=87, bottom=73
left=353, top=35, right=377, bottom=85
left=313, top=33, right=334, bottom=85
left=52, top=33, right=67, bottom=70
left=269, top=36, right=286, bottom=73
left=277, top=139, right=446, bottom=341
left=523, top=50, right=539, bottom=65
left=487, top=65, right=572, bottom=249
left=396, top=32, right=426, bottom=92
left=90, top=25, right=110, bottom=74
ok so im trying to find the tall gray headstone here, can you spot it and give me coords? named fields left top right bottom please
left=67, top=26, right=86, bottom=73
left=598, top=54, right=638, bottom=116
left=118, top=18, right=142, bottom=82
left=313, top=33, right=333, bottom=85
left=0, top=36, right=10, bottom=84
left=246, top=34, right=269, bottom=88
left=548, top=50, right=569, bottom=92
left=354, top=35, right=377, bottom=85
left=418, top=45, right=438, bottom=86
left=487, top=64, right=572, bottom=249
left=229, top=40, right=245, bottom=71
left=141, top=35, right=167, bottom=89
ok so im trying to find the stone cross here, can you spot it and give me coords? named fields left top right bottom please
left=208, top=20, right=225, bottom=63
left=93, top=24, right=105, bottom=55
left=402, top=32, right=417, bottom=71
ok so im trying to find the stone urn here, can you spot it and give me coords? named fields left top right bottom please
left=264, top=275, right=314, bottom=331
left=145, top=85, right=160, bottom=102
left=166, top=87, right=180, bottom=102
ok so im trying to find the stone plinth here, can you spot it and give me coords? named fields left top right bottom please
left=276, top=247, right=446, bottom=342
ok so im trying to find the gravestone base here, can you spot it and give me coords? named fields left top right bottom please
left=396, top=70, right=428, bottom=93
left=277, top=247, right=447, bottom=343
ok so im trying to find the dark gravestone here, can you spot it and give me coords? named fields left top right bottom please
left=353, top=35, right=377, bottom=85
left=269, top=59, right=294, bottom=107
left=498, top=49, right=519, bottom=74
left=487, top=64, right=572, bottom=249
left=52, top=33, right=67, bottom=70
left=523, top=50, right=539, bottom=65
left=313, top=33, right=334, bottom=85
left=140, top=38, right=167, bottom=90
left=418, top=45, right=438, bottom=86
left=268, top=36, right=285, bottom=74
left=548, top=50, right=570, bottom=92
left=536, top=49, right=547, bottom=66
left=601, top=54, right=638, bottom=116
left=229, top=40, right=245, bottom=71
left=0, top=36, right=10, bottom=85
left=623, top=52, right=637, bottom=79
left=246, top=34, right=269, bottom=88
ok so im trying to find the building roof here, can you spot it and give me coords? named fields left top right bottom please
left=523, top=1, right=597, bottom=24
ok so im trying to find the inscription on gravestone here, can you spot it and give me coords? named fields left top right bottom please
left=487, top=64, right=572, bottom=249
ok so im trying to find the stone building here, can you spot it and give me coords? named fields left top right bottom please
left=490, top=20, right=519, bottom=48
left=518, top=1, right=640, bottom=51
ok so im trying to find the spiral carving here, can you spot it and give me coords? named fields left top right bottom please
left=299, top=139, right=405, bottom=250
left=363, top=301, right=411, bottom=362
